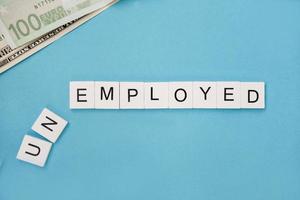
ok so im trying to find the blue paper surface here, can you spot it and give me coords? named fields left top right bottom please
left=0, top=0, right=300, bottom=199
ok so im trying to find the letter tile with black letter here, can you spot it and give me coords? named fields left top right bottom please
left=31, top=108, right=68, bottom=143
left=169, top=82, right=193, bottom=109
left=193, top=82, right=217, bottom=108
left=217, top=82, right=241, bottom=109
left=240, top=82, right=265, bottom=109
left=69, top=81, right=95, bottom=109
left=94, top=82, right=120, bottom=109
left=120, top=82, right=144, bottom=109
left=16, top=135, right=52, bottom=167
left=144, top=82, right=169, bottom=109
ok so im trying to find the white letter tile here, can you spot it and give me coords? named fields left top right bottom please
left=169, top=82, right=193, bottom=109
left=31, top=108, right=68, bottom=143
left=95, top=82, right=119, bottom=109
left=217, top=82, right=241, bottom=109
left=120, top=82, right=144, bottom=109
left=241, top=82, right=265, bottom=109
left=16, top=135, right=52, bottom=167
left=144, top=82, right=169, bottom=109
left=193, top=82, right=217, bottom=108
left=70, top=81, right=95, bottom=109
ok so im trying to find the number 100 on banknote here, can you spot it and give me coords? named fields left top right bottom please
left=0, top=0, right=115, bottom=48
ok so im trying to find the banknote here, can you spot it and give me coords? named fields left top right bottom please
left=0, top=0, right=115, bottom=48
left=0, top=0, right=117, bottom=74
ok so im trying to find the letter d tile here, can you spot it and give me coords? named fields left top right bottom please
left=240, top=82, right=265, bottom=109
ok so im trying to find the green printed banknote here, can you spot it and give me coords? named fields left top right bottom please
left=0, top=0, right=115, bottom=48
left=0, top=1, right=117, bottom=73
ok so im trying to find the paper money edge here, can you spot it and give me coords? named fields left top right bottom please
left=0, top=0, right=115, bottom=48
left=0, top=18, right=14, bottom=49
left=0, top=0, right=118, bottom=74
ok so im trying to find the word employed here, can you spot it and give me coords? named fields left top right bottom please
left=70, top=81, right=265, bottom=109
left=17, top=108, right=68, bottom=167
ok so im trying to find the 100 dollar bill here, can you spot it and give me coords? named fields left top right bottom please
left=0, top=0, right=117, bottom=73
left=0, top=0, right=115, bottom=48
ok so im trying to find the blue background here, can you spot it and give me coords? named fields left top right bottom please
left=1, top=0, right=300, bottom=199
